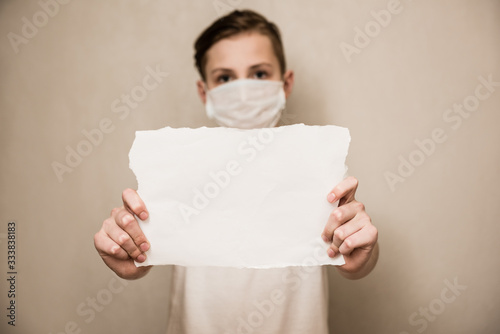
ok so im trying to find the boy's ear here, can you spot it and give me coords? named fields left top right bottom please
left=283, top=70, right=295, bottom=99
left=197, top=80, right=207, bottom=104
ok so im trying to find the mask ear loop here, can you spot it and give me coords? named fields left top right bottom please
left=204, top=82, right=215, bottom=120
left=273, top=87, right=287, bottom=127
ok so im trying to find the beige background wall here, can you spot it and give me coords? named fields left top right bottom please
left=1, top=0, right=499, bottom=333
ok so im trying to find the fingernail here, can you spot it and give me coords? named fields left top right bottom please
left=327, top=249, right=335, bottom=258
left=140, top=242, right=149, bottom=252
left=139, top=212, right=148, bottom=220
left=327, top=193, right=336, bottom=203
left=321, top=234, right=329, bottom=243
left=137, top=254, right=146, bottom=262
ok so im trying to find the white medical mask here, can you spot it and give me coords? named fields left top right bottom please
left=205, top=79, right=286, bottom=129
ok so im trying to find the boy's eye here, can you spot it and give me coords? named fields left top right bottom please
left=217, top=75, right=231, bottom=83
left=254, top=71, right=268, bottom=79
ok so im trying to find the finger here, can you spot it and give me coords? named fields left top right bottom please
left=338, top=224, right=378, bottom=255
left=103, top=257, right=152, bottom=280
left=103, top=215, right=145, bottom=261
left=122, top=188, right=148, bottom=220
left=332, top=201, right=370, bottom=248
left=322, top=200, right=364, bottom=242
left=331, top=210, right=369, bottom=249
left=94, top=229, right=130, bottom=261
left=326, top=176, right=358, bottom=205
left=114, top=208, right=150, bottom=253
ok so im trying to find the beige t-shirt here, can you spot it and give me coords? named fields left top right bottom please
left=165, top=265, right=329, bottom=333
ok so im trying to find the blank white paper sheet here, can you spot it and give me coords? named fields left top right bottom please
left=130, top=123, right=350, bottom=268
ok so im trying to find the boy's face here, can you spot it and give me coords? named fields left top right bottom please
left=197, top=31, right=294, bottom=104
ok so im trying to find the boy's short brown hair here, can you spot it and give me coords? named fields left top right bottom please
left=194, top=10, right=286, bottom=81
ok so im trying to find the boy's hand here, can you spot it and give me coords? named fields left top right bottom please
left=322, top=177, right=379, bottom=279
left=94, top=188, right=152, bottom=280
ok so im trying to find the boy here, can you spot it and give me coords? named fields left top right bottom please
left=94, top=9, right=378, bottom=333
